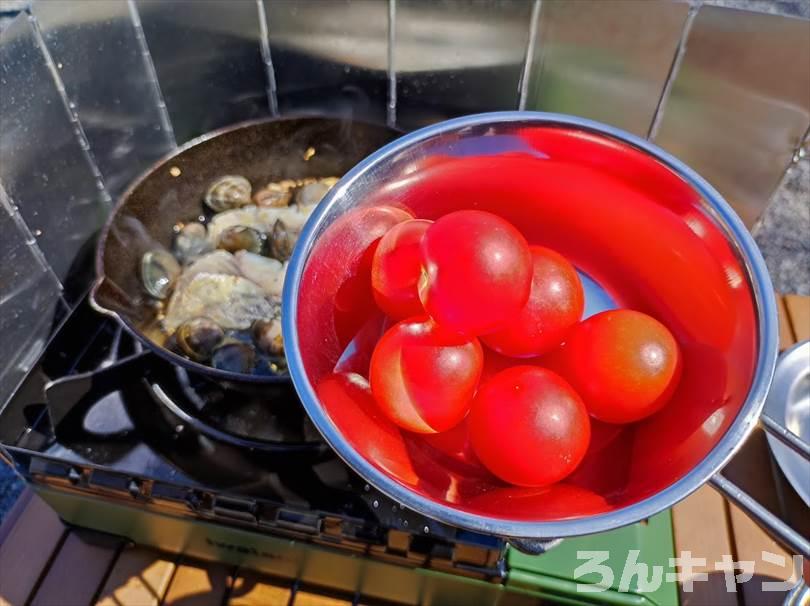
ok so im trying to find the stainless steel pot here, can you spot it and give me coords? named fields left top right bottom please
left=282, top=112, right=807, bottom=553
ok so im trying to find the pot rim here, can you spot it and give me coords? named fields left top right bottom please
left=282, top=111, right=779, bottom=538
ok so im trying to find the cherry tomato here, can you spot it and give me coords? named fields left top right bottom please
left=317, top=372, right=418, bottom=485
left=369, top=317, right=483, bottom=433
left=554, top=309, right=681, bottom=424
left=469, top=366, right=591, bottom=487
left=419, top=210, right=532, bottom=336
left=468, top=484, right=610, bottom=520
left=297, top=205, right=412, bottom=380
left=482, top=246, right=584, bottom=357
left=371, top=219, right=432, bottom=319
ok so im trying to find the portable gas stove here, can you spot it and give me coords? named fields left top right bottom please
left=8, top=1, right=807, bottom=602
left=0, top=295, right=677, bottom=605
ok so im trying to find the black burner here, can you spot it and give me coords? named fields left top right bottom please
left=146, top=364, right=323, bottom=451
left=0, top=296, right=505, bottom=578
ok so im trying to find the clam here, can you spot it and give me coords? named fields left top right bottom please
left=173, top=222, right=212, bottom=264
left=204, top=175, right=252, bottom=212
left=175, top=317, right=225, bottom=361
left=258, top=203, right=314, bottom=234
left=141, top=249, right=181, bottom=299
left=206, top=205, right=262, bottom=244
left=295, top=177, right=339, bottom=208
left=252, top=182, right=293, bottom=208
left=163, top=273, right=274, bottom=333
left=267, top=219, right=295, bottom=262
left=211, top=342, right=256, bottom=374
left=174, top=250, right=241, bottom=293
left=252, top=316, right=284, bottom=356
left=234, top=251, right=286, bottom=298
left=217, top=225, right=264, bottom=254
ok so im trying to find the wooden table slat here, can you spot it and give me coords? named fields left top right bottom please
left=293, top=591, right=353, bottom=606
left=784, top=295, right=810, bottom=343
left=30, top=531, right=121, bottom=606
left=161, top=559, right=232, bottom=606
left=671, top=485, right=739, bottom=606
left=724, top=293, right=808, bottom=606
left=727, top=503, right=799, bottom=606
left=95, top=546, right=176, bottom=606
left=0, top=491, right=66, bottom=606
left=228, top=573, right=292, bottom=606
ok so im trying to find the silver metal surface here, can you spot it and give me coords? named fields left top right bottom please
left=134, top=0, right=269, bottom=144
left=255, top=0, right=279, bottom=117
left=654, top=6, right=810, bottom=228
left=283, top=111, right=779, bottom=539
left=784, top=579, right=810, bottom=606
left=395, top=0, right=532, bottom=129
left=0, top=185, right=66, bottom=402
left=32, top=0, right=176, bottom=199
left=0, top=13, right=110, bottom=283
left=762, top=411, right=810, bottom=461
left=524, top=0, right=690, bottom=138
left=710, top=473, right=810, bottom=557
left=261, top=0, right=389, bottom=122
left=765, top=341, right=810, bottom=506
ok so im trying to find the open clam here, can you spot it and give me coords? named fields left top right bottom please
left=175, top=316, right=225, bottom=362
left=140, top=249, right=181, bottom=299
left=205, top=175, right=252, bottom=212
left=217, top=225, right=265, bottom=254
left=173, top=222, right=212, bottom=264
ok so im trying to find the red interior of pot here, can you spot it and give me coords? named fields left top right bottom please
left=296, top=126, right=758, bottom=521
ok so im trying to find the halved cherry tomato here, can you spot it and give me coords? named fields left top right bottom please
left=553, top=309, right=681, bottom=424
left=482, top=246, right=584, bottom=357
left=419, top=210, right=532, bottom=336
left=371, top=219, right=432, bottom=319
left=469, top=366, right=591, bottom=487
left=369, top=317, right=483, bottom=433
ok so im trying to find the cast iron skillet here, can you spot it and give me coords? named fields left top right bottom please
left=90, top=116, right=400, bottom=384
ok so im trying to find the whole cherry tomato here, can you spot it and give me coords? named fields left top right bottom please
left=482, top=246, right=584, bottom=357
left=297, top=205, right=412, bottom=380
left=371, top=219, right=432, bottom=319
left=369, top=317, right=483, bottom=433
left=419, top=210, right=532, bottom=336
left=317, top=372, right=418, bottom=485
left=553, top=309, right=681, bottom=424
left=469, top=366, right=591, bottom=486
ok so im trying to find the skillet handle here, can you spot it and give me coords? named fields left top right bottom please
left=709, top=473, right=810, bottom=558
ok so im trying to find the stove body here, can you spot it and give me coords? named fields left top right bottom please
left=1, top=1, right=808, bottom=604
left=1, top=298, right=678, bottom=605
